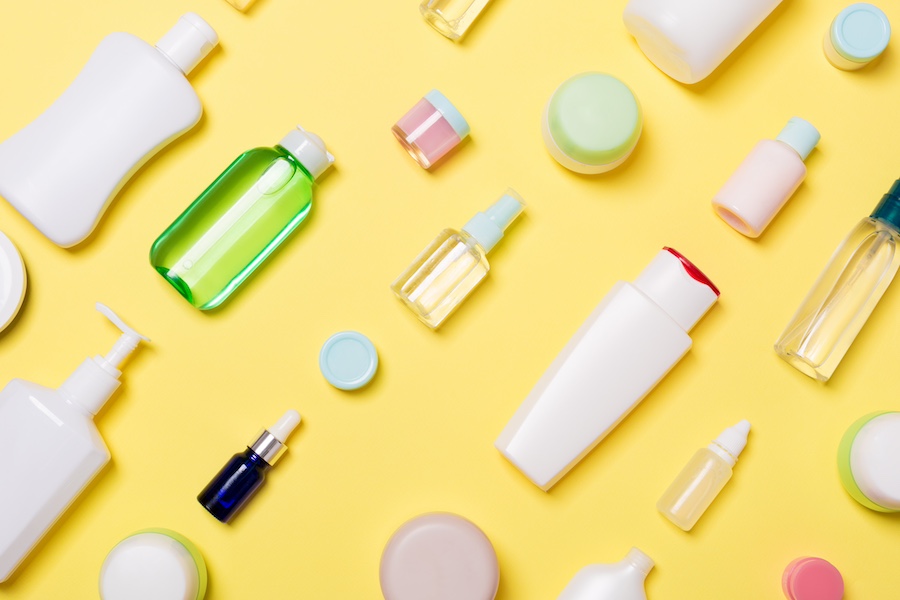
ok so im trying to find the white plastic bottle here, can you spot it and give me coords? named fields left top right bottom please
left=0, top=13, right=218, bottom=248
left=495, top=248, right=719, bottom=491
left=0, top=303, right=149, bottom=582
left=623, top=0, right=783, bottom=84
left=557, top=548, right=654, bottom=600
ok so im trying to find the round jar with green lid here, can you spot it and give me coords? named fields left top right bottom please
left=837, top=411, right=900, bottom=512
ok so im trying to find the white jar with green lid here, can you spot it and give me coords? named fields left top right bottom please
left=838, top=412, right=900, bottom=512
left=824, top=3, right=891, bottom=70
left=541, top=73, right=642, bottom=174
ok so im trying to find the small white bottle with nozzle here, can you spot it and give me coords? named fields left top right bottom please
left=557, top=548, right=654, bottom=600
left=657, top=421, right=751, bottom=531
left=0, top=303, right=148, bottom=582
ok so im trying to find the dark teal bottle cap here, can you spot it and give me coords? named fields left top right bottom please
left=870, top=179, right=900, bottom=230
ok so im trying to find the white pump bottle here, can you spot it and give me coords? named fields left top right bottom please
left=0, top=13, right=218, bottom=248
left=0, top=303, right=149, bottom=582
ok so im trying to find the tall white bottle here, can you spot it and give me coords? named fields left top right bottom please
left=557, top=548, right=654, bottom=600
left=496, top=248, right=719, bottom=490
left=0, top=13, right=218, bottom=248
left=0, top=303, right=148, bottom=582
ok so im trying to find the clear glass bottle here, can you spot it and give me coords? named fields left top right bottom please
left=391, top=190, right=524, bottom=329
left=420, top=0, right=493, bottom=40
left=150, top=126, right=333, bottom=310
left=657, top=421, right=750, bottom=531
left=775, top=180, right=900, bottom=382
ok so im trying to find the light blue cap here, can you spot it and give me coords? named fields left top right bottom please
left=425, top=90, right=470, bottom=139
left=461, top=190, right=526, bottom=253
left=776, top=117, right=820, bottom=161
left=319, top=331, right=378, bottom=391
left=831, top=3, right=891, bottom=62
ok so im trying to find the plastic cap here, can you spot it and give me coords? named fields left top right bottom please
left=542, top=73, right=642, bottom=174
left=461, top=190, right=526, bottom=253
left=269, top=410, right=302, bottom=443
left=0, top=231, right=26, bottom=334
left=623, top=548, right=654, bottom=577
left=633, top=248, right=719, bottom=332
left=425, top=90, right=470, bottom=139
left=870, top=179, right=900, bottom=231
left=279, top=126, right=335, bottom=180
left=319, top=331, right=379, bottom=390
left=155, top=13, right=218, bottom=76
left=710, top=420, right=751, bottom=467
left=776, top=117, right=820, bottom=161
left=782, top=557, right=844, bottom=600
left=840, top=412, right=900, bottom=511
left=831, top=3, right=891, bottom=62
left=99, top=529, right=207, bottom=600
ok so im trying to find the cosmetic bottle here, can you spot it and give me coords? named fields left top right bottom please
left=393, top=90, right=469, bottom=169
left=391, top=190, right=525, bottom=329
left=775, top=179, right=900, bottom=382
left=0, top=14, right=218, bottom=248
left=496, top=248, right=719, bottom=491
left=150, top=126, right=334, bottom=310
left=0, top=303, right=149, bottom=582
left=623, top=0, right=783, bottom=84
left=198, top=410, right=301, bottom=523
left=557, top=548, right=654, bottom=600
left=420, top=0, right=492, bottom=40
left=838, top=411, right=900, bottom=512
left=713, top=118, right=820, bottom=238
left=657, top=421, right=751, bottom=531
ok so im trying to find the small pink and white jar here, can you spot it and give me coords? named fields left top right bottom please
left=392, top=90, right=470, bottom=169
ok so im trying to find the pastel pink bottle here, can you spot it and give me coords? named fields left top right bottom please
left=712, top=118, right=820, bottom=238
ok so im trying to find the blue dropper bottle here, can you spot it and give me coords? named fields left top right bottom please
left=198, top=410, right=301, bottom=522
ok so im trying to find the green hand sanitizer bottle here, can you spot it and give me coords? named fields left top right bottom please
left=150, top=125, right=334, bottom=310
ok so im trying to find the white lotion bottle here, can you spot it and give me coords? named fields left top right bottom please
left=0, top=13, right=218, bottom=248
left=496, top=248, right=719, bottom=491
left=0, top=304, right=149, bottom=582
left=623, top=0, right=783, bottom=84
left=557, top=548, right=654, bottom=600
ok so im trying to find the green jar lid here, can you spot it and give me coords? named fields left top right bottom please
left=542, top=72, right=642, bottom=174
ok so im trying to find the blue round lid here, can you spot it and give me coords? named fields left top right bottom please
left=831, top=3, right=891, bottom=62
left=319, top=331, right=378, bottom=390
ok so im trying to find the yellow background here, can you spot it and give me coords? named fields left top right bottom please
left=1, top=0, right=899, bottom=597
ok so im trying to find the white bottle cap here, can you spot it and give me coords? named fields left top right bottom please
left=623, top=547, right=655, bottom=576
left=59, top=303, right=150, bottom=415
left=0, top=231, right=26, bottom=334
left=155, top=13, right=218, bottom=76
left=269, top=410, right=302, bottom=443
left=633, top=248, right=719, bottom=332
left=709, top=420, right=751, bottom=467
left=279, top=126, right=335, bottom=180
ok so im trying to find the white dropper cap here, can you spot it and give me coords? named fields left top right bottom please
left=279, top=126, right=335, bottom=180
left=709, top=420, right=751, bottom=467
left=59, top=303, right=150, bottom=415
left=156, top=13, right=218, bottom=76
left=249, top=410, right=303, bottom=465
left=270, top=410, right=302, bottom=443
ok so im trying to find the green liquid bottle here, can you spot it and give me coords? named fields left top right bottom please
left=150, top=126, right=334, bottom=310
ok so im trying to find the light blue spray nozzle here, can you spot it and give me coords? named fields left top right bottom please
left=776, top=117, right=820, bottom=161
left=461, top=190, right=526, bottom=253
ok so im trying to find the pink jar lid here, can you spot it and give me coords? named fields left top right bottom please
left=380, top=513, right=499, bottom=600
left=782, top=557, right=844, bottom=600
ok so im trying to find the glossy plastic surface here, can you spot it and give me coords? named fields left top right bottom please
left=657, top=448, right=733, bottom=530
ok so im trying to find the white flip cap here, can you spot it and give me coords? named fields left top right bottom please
left=0, top=231, right=26, bottom=334
left=633, top=248, right=719, bottom=332
left=156, top=13, right=218, bottom=75
left=709, top=420, right=751, bottom=467
left=279, top=126, right=335, bottom=179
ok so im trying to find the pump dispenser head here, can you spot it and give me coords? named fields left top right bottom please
left=461, top=190, right=526, bottom=253
left=155, top=13, right=218, bottom=76
left=279, top=126, right=335, bottom=180
left=710, top=420, right=751, bottom=467
left=250, top=410, right=302, bottom=465
left=59, top=303, right=149, bottom=415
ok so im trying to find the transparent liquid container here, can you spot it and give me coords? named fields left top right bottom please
left=420, top=0, right=493, bottom=40
left=775, top=181, right=900, bottom=381
left=391, top=190, right=524, bottom=329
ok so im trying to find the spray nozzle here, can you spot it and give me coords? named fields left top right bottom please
left=96, top=303, right=150, bottom=374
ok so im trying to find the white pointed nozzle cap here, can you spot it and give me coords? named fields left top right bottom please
left=624, top=547, right=654, bottom=576
left=269, top=410, right=302, bottom=443
left=711, top=420, right=751, bottom=467
left=279, top=126, right=335, bottom=180
left=156, top=13, right=218, bottom=75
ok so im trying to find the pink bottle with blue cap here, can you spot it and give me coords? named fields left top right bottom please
left=392, top=90, right=470, bottom=169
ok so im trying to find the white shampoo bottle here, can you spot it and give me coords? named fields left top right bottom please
left=0, top=13, right=218, bottom=248
left=0, top=303, right=148, bottom=582
left=496, top=248, right=719, bottom=490
left=557, top=548, right=654, bottom=600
